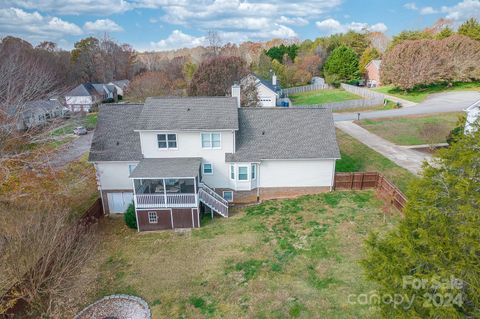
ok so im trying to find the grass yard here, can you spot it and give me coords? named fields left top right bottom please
left=50, top=113, right=98, bottom=136
left=77, top=191, right=399, bottom=319
left=289, top=89, right=361, bottom=105
left=355, top=113, right=462, bottom=146
left=373, top=82, right=480, bottom=103
left=335, top=130, right=417, bottom=193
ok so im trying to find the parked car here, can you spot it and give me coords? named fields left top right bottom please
left=73, top=126, right=87, bottom=135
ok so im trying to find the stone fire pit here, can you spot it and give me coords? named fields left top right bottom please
left=75, top=295, right=151, bottom=319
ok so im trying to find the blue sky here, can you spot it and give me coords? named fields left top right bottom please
left=0, top=0, right=479, bottom=51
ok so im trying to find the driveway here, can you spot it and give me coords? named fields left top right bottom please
left=44, top=133, right=93, bottom=168
left=335, top=121, right=430, bottom=175
left=334, top=91, right=480, bottom=121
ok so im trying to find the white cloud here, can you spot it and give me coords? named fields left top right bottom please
left=84, top=19, right=123, bottom=32
left=0, top=7, right=82, bottom=41
left=441, top=0, right=480, bottom=21
left=404, top=2, right=418, bottom=11
left=150, top=29, right=207, bottom=51
left=278, top=16, right=309, bottom=26
left=419, top=6, right=438, bottom=15
left=404, top=2, right=439, bottom=15
left=316, top=18, right=388, bottom=34
left=2, top=0, right=132, bottom=15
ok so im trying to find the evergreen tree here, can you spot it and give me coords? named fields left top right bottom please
left=436, top=27, right=454, bottom=40
left=458, top=18, right=480, bottom=41
left=362, top=122, right=480, bottom=318
left=323, top=45, right=359, bottom=85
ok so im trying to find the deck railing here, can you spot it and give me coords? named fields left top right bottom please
left=135, top=193, right=197, bottom=208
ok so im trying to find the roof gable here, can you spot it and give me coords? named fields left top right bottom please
left=135, top=97, right=239, bottom=131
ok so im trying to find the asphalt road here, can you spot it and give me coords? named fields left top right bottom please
left=334, top=91, right=480, bottom=121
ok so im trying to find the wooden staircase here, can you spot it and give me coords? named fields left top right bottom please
left=198, top=183, right=229, bottom=217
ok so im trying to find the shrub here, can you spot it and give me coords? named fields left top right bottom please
left=124, top=203, right=137, bottom=229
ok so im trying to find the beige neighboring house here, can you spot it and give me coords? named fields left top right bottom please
left=108, top=80, right=130, bottom=99
left=365, top=59, right=382, bottom=88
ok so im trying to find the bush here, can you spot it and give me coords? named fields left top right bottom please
left=124, top=203, right=137, bottom=229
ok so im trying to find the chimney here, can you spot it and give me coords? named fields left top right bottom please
left=272, top=73, right=277, bottom=86
left=231, top=83, right=241, bottom=108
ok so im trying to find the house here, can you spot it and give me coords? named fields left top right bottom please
left=65, top=83, right=118, bottom=112
left=365, top=59, right=382, bottom=88
left=108, top=80, right=130, bottom=99
left=89, top=92, right=340, bottom=232
left=241, top=73, right=281, bottom=107
left=16, top=99, right=66, bottom=130
left=465, top=100, right=480, bottom=133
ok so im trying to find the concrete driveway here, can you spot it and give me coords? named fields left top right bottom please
left=336, top=121, right=430, bottom=174
left=44, top=133, right=93, bottom=168
left=334, top=91, right=480, bottom=121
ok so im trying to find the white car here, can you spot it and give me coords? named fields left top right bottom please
left=73, top=126, right=87, bottom=135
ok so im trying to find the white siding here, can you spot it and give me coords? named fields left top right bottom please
left=257, top=84, right=277, bottom=107
left=65, top=96, right=95, bottom=112
left=96, top=162, right=138, bottom=190
left=139, top=131, right=235, bottom=188
left=258, top=159, right=336, bottom=188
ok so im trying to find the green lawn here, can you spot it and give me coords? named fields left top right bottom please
left=76, top=191, right=399, bottom=319
left=355, top=113, right=462, bottom=146
left=289, top=89, right=362, bottom=105
left=373, top=82, right=480, bottom=103
left=336, top=129, right=417, bottom=193
left=50, top=113, right=98, bottom=136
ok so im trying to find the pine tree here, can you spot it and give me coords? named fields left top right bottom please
left=362, top=122, right=480, bottom=318
left=458, top=18, right=480, bottom=41
left=323, top=45, right=359, bottom=85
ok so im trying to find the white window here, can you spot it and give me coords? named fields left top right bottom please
left=202, top=163, right=213, bottom=175
left=201, top=133, right=221, bottom=149
left=157, top=133, right=177, bottom=149
left=238, top=166, right=249, bottom=181
left=223, top=191, right=233, bottom=202
left=128, top=164, right=137, bottom=174
left=230, top=165, right=235, bottom=180
left=148, top=211, right=158, bottom=223
left=251, top=164, right=256, bottom=180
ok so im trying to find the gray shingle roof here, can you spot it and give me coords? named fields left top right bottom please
left=88, top=104, right=143, bottom=162
left=129, top=157, right=202, bottom=178
left=225, top=108, right=340, bottom=162
left=135, top=97, right=239, bottom=131
left=66, top=83, right=98, bottom=97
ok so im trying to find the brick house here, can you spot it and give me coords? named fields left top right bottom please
left=365, top=59, right=382, bottom=88
left=88, top=91, right=340, bottom=231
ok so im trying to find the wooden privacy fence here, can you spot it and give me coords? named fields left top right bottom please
left=334, top=172, right=407, bottom=211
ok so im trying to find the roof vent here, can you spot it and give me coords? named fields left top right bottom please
left=116, top=141, right=120, bottom=146
left=262, top=131, right=265, bottom=135
left=187, top=107, right=190, bottom=111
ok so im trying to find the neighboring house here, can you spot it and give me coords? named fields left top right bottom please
left=240, top=73, right=281, bottom=107
left=16, top=99, right=66, bottom=130
left=365, top=59, right=382, bottom=88
left=89, top=93, right=340, bottom=232
left=465, top=100, right=480, bottom=133
left=65, top=83, right=118, bottom=112
left=108, top=80, right=130, bottom=99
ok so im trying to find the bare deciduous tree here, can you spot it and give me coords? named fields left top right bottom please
left=240, top=75, right=260, bottom=107
left=0, top=205, right=98, bottom=317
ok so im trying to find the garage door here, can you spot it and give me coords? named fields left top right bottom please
left=107, top=192, right=133, bottom=213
